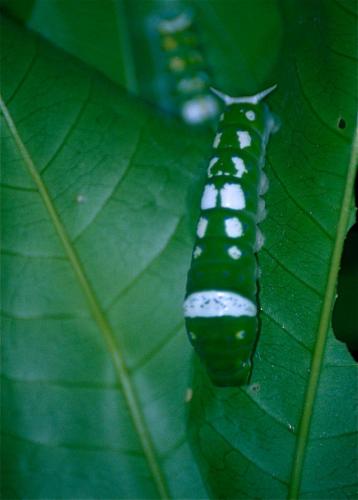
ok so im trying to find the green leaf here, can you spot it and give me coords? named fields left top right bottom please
left=1, top=15, right=210, bottom=499
left=187, top=1, right=358, bottom=499
left=0, top=0, right=136, bottom=89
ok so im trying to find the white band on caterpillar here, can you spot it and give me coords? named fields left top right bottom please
left=183, top=291, right=257, bottom=318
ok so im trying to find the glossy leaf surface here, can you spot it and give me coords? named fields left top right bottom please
left=1, top=16, right=210, bottom=499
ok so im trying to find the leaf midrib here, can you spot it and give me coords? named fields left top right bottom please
left=0, top=94, right=169, bottom=500
left=288, top=127, right=358, bottom=499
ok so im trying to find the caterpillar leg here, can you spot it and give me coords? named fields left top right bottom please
left=259, top=172, right=269, bottom=195
left=257, top=198, right=267, bottom=222
left=255, top=228, right=265, bottom=251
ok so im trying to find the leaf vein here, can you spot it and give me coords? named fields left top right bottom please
left=1, top=248, right=66, bottom=260
left=1, top=373, right=119, bottom=390
left=2, top=431, right=142, bottom=455
left=207, top=422, right=287, bottom=486
left=72, top=118, right=149, bottom=243
left=130, top=321, right=184, bottom=373
left=1, top=182, right=37, bottom=192
left=0, top=94, right=170, bottom=499
left=0, top=309, right=85, bottom=321
left=261, top=309, right=312, bottom=353
left=5, top=44, right=38, bottom=104
left=40, top=83, right=92, bottom=176
left=267, top=159, right=333, bottom=241
left=106, top=215, right=183, bottom=312
left=262, top=247, right=322, bottom=297
left=311, top=430, right=357, bottom=441
left=241, top=388, right=296, bottom=433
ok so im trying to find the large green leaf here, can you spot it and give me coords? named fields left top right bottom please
left=1, top=16, right=210, bottom=499
left=188, top=1, right=358, bottom=499
left=1, top=0, right=357, bottom=498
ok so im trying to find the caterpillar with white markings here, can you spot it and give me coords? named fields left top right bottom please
left=156, top=10, right=219, bottom=125
left=183, top=85, right=278, bottom=387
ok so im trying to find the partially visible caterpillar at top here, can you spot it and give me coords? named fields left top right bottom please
left=183, top=85, right=278, bottom=387
left=156, top=11, right=219, bottom=125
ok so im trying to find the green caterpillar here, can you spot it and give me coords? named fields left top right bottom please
left=184, top=85, right=278, bottom=387
left=156, top=11, right=219, bottom=125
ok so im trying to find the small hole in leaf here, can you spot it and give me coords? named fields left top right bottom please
left=338, top=117, right=346, bottom=129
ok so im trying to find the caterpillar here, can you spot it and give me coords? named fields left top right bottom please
left=183, top=85, right=278, bottom=387
left=156, top=10, right=219, bottom=125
